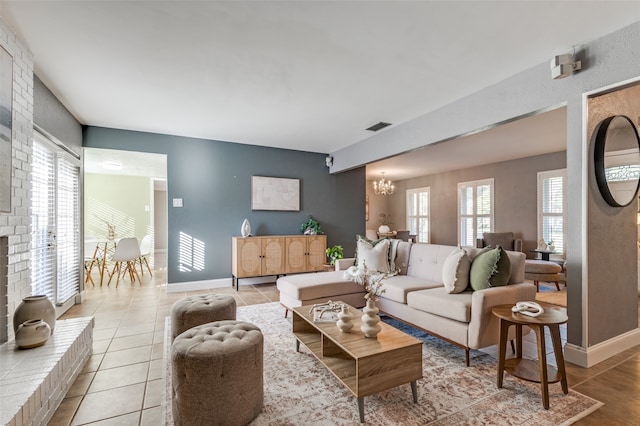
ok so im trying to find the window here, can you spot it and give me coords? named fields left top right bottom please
left=458, top=179, right=494, bottom=246
left=31, top=132, right=81, bottom=306
left=538, top=169, right=566, bottom=255
left=406, top=187, right=430, bottom=243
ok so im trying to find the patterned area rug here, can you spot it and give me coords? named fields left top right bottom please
left=163, top=302, right=601, bottom=425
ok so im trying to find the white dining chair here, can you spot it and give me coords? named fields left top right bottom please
left=138, top=235, right=153, bottom=276
left=107, top=237, right=142, bottom=287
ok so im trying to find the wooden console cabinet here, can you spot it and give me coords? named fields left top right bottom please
left=232, top=235, right=326, bottom=289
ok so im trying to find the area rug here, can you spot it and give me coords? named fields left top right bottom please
left=535, top=281, right=568, bottom=307
left=162, top=302, right=601, bottom=425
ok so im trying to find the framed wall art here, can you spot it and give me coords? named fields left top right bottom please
left=252, top=176, right=300, bottom=211
left=0, top=45, right=12, bottom=213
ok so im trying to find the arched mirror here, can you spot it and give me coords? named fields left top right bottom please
left=594, top=115, right=640, bottom=207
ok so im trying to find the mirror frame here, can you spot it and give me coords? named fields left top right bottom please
left=593, top=115, right=640, bottom=207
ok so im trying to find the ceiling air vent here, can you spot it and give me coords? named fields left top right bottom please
left=366, top=122, right=392, bottom=132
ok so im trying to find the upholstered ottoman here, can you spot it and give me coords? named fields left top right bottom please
left=525, top=260, right=562, bottom=291
left=171, top=320, right=263, bottom=426
left=170, top=294, right=236, bottom=339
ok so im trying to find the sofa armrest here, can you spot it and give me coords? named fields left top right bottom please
left=468, top=283, right=537, bottom=349
left=335, top=258, right=355, bottom=271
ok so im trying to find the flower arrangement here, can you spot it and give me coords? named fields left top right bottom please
left=343, top=261, right=388, bottom=302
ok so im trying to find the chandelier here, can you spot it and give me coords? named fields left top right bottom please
left=373, top=172, right=394, bottom=195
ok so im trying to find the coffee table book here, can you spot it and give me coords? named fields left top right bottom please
left=292, top=303, right=423, bottom=422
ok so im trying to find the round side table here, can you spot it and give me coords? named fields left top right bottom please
left=492, top=303, right=568, bottom=409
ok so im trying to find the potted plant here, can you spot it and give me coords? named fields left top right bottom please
left=300, top=215, right=324, bottom=235
left=378, top=213, right=393, bottom=233
left=326, top=245, right=344, bottom=266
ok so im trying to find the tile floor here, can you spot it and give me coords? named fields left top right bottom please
left=47, top=258, right=640, bottom=425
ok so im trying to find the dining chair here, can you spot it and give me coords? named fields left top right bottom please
left=107, top=237, right=142, bottom=287
left=138, top=235, right=153, bottom=276
left=83, top=241, right=98, bottom=287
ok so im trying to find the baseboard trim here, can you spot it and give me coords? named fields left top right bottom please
left=564, top=327, right=640, bottom=368
left=166, top=278, right=232, bottom=293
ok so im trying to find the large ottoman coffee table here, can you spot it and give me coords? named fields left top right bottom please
left=292, top=303, right=423, bottom=423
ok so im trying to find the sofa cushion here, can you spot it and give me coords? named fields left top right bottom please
left=406, top=244, right=458, bottom=282
left=380, top=275, right=443, bottom=304
left=276, top=271, right=364, bottom=301
left=469, top=246, right=512, bottom=290
left=355, top=236, right=391, bottom=273
left=442, top=247, right=471, bottom=294
left=407, top=287, right=473, bottom=323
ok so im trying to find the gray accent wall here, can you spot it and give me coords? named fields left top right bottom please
left=385, top=151, right=566, bottom=252
left=33, top=75, right=82, bottom=150
left=83, top=126, right=365, bottom=285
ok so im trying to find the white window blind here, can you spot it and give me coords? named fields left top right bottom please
left=538, top=169, right=566, bottom=255
left=31, top=134, right=81, bottom=306
left=458, top=179, right=494, bottom=246
left=31, top=141, right=56, bottom=299
left=406, top=187, right=430, bottom=243
left=56, top=156, right=80, bottom=304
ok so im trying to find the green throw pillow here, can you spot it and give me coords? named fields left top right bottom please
left=469, top=246, right=511, bottom=290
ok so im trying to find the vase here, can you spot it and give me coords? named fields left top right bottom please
left=13, top=295, right=56, bottom=335
left=378, top=225, right=390, bottom=234
left=241, top=218, right=252, bottom=237
left=361, top=299, right=381, bottom=338
left=15, top=319, right=51, bottom=349
left=336, top=304, right=354, bottom=332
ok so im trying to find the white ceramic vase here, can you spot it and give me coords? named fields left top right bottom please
left=361, top=299, right=381, bottom=338
left=241, top=218, right=252, bottom=237
left=13, top=295, right=56, bottom=335
left=15, top=319, right=51, bottom=349
left=378, top=225, right=391, bottom=234
left=336, top=304, right=354, bottom=332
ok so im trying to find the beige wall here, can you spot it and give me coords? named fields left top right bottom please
left=367, top=151, right=567, bottom=255
left=586, top=83, right=640, bottom=345
left=84, top=173, right=152, bottom=242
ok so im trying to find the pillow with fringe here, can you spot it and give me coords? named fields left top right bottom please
left=442, top=247, right=471, bottom=294
left=469, top=245, right=511, bottom=290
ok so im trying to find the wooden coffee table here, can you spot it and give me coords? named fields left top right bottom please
left=292, top=303, right=423, bottom=423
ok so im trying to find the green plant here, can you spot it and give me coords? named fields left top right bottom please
left=300, top=215, right=324, bottom=235
left=379, top=213, right=393, bottom=227
left=326, top=245, right=344, bottom=265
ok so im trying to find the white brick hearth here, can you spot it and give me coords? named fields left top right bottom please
left=0, top=317, right=93, bottom=426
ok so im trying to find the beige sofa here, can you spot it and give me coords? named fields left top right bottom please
left=277, top=242, right=536, bottom=365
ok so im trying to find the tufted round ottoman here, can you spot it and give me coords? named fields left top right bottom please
left=525, top=260, right=562, bottom=291
left=171, top=294, right=236, bottom=339
left=171, top=320, right=263, bottom=426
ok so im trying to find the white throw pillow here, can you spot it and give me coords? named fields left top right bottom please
left=442, top=247, right=471, bottom=294
left=356, top=238, right=391, bottom=273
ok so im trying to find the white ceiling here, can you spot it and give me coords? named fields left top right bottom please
left=84, top=148, right=167, bottom=178
left=1, top=1, right=638, bottom=180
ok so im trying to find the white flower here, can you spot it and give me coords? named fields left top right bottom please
left=343, top=261, right=389, bottom=302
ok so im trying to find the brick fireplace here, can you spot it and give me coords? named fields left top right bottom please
left=0, top=16, right=93, bottom=426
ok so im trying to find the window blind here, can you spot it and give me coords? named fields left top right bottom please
left=406, top=187, right=430, bottom=243
left=458, top=179, right=494, bottom=246
left=56, top=156, right=80, bottom=304
left=31, top=140, right=56, bottom=299
left=539, top=170, right=566, bottom=254
left=31, top=133, right=81, bottom=307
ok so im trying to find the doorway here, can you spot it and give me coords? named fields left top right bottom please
left=83, top=148, right=168, bottom=283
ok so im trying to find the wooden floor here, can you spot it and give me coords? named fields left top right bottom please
left=49, top=260, right=640, bottom=425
